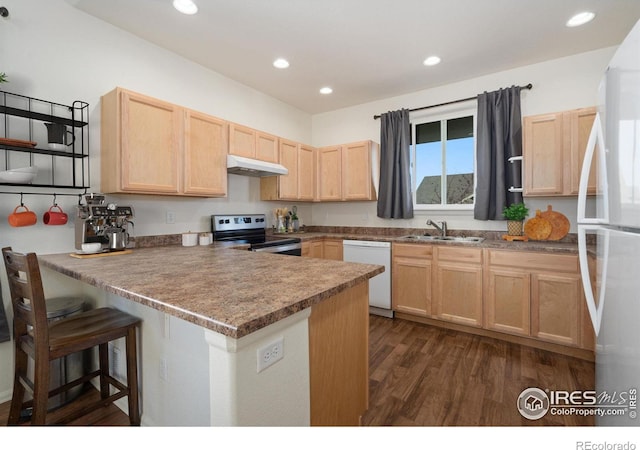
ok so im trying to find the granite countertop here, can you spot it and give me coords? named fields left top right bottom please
left=282, top=230, right=581, bottom=254
left=38, top=245, right=383, bottom=339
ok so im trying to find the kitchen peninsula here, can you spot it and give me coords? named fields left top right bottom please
left=38, top=245, right=383, bottom=426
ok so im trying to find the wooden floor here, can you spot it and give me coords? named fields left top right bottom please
left=0, top=387, right=130, bottom=426
left=0, top=315, right=595, bottom=426
left=362, top=315, right=595, bottom=426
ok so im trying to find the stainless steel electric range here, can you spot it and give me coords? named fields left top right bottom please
left=211, top=214, right=302, bottom=256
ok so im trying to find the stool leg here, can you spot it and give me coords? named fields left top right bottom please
left=7, top=346, right=28, bottom=425
left=98, top=343, right=110, bottom=399
left=125, top=326, right=140, bottom=426
left=31, top=356, right=50, bottom=425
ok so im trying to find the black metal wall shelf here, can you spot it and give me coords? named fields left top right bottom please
left=0, top=90, right=90, bottom=191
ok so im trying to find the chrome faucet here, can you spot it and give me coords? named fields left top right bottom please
left=426, top=219, right=447, bottom=237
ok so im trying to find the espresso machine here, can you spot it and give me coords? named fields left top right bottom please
left=75, top=193, right=135, bottom=251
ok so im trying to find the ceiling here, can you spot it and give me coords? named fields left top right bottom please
left=68, top=0, right=640, bottom=114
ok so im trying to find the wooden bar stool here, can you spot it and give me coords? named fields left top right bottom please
left=2, top=247, right=142, bottom=426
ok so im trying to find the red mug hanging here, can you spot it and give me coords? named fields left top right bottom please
left=43, top=204, right=68, bottom=225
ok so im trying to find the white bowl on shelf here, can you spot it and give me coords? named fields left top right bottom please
left=0, top=166, right=38, bottom=184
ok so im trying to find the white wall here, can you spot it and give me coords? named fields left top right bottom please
left=309, top=47, right=615, bottom=231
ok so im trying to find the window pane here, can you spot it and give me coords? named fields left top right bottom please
left=415, top=121, right=441, bottom=205
left=446, top=116, right=474, bottom=204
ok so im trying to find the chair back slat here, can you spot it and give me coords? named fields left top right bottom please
left=2, top=247, right=50, bottom=345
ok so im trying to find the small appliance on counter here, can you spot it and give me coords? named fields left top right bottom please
left=75, top=193, right=134, bottom=252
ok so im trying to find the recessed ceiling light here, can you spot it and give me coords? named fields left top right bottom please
left=566, top=11, right=595, bottom=27
left=423, top=56, right=441, bottom=66
left=273, top=58, right=290, bottom=69
left=319, top=87, right=333, bottom=95
left=173, top=0, right=198, bottom=15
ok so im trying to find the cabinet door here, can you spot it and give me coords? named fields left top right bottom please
left=318, top=146, right=342, bottom=201
left=342, top=141, right=374, bottom=200
left=485, top=268, right=531, bottom=336
left=183, top=110, right=227, bottom=196
left=433, top=261, right=483, bottom=327
left=524, top=113, right=564, bottom=196
left=120, top=90, right=181, bottom=193
left=323, top=239, right=343, bottom=261
left=567, top=107, right=597, bottom=195
left=229, top=123, right=255, bottom=158
left=309, top=241, right=324, bottom=258
left=531, top=272, right=582, bottom=346
left=301, top=241, right=311, bottom=257
left=298, top=144, right=316, bottom=201
left=256, top=131, right=279, bottom=163
left=278, top=139, right=299, bottom=200
left=392, top=256, right=432, bottom=317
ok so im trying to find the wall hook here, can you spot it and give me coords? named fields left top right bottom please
left=19, top=192, right=24, bottom=206
left=0, top=7, right=9, bottom=18
left=52, top=193, right=58, bottom=206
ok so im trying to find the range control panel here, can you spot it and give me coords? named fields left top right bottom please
left=212, top=214, right=266, bottom=232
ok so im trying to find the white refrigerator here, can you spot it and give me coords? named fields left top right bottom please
left=577, top=18, right=640, bottom=426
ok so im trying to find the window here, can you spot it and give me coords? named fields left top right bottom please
left=411, top=110, right=476, bottom=209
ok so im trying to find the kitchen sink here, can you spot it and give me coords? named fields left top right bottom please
left=401, top=235, right=485, bottom=243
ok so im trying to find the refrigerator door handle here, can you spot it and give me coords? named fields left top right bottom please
left=577, top=224, right=609, bottom=336
left=577, top=113, right=609, bottom=224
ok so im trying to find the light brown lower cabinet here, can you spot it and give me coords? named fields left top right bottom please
left=432, top=247, right=483, bottom=327
left=301, top=239, right=342, bottom=260
left=485, top=249, right=593, bottom=350
left=391, top=243, right=594, bottom=356
left=323, top=239, right=343, bottom=261
left=392, top=243, right=432, bottom=317
left=485, top=268, right=531, bottom=336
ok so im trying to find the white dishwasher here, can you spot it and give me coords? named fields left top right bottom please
left=342, top=240, right=392, bottom=318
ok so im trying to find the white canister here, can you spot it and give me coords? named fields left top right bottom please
left=182, top=232, right=198, bottom=247
left=199, top=233, right=210, bottom=246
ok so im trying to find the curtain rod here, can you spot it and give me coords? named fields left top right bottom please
left=373, top=83, right=533, bottom=119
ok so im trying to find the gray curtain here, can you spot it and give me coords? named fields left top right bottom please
left=474, top=86, right=523, bottom=220
left=377, top=109, right=413, bottom=219
left=0, top=283, right=9, bottom=343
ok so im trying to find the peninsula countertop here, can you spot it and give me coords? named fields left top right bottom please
left=38, top=245, right=384, bottom=339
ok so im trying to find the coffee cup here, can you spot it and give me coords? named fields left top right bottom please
left=8, top=205, right=37, bottom=227
left=43, top=205, right=68, bottom=226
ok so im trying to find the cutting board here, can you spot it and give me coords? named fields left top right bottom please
left=70, top=249, right=133, bottom=259
left=540, top=204, right=570, bottom=241
left=524, top=210, right=552, bottom=241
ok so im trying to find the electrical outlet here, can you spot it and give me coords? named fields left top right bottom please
left=257, top=337, right=284, bottom=373
left=159, top=357, right=168, bottom=381
left=166, top=211, right=176, bottom=224
left=111, top=344, right=122, bottom=380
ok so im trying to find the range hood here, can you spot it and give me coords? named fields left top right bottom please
left=226, top=155, right=288, bottom=177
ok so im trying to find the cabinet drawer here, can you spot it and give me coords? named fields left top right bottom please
left=488, top=250, right=578, bottom=272
left=436, top=246, right=482, bottom=264
left=393, top=243, right=433, bottom=258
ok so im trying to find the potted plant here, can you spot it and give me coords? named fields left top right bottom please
left=502, top=202, right=529, bottom=236
left=0, top=72, right=7, bottom=84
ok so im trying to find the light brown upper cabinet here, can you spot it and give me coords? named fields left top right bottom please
left=101, top=87, right=227, bottom=197
left=317, top=146, right=342, bottom=201
left=260, top=139, right=315, bottom=201
left=317, top=140, right=379, bottom=202
left=229, top=123, right=279, bottom=163
left=523, top=107, right=596, bottom=197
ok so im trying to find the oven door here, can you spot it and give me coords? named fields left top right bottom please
left=250, top=241, right=302, bottom=256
